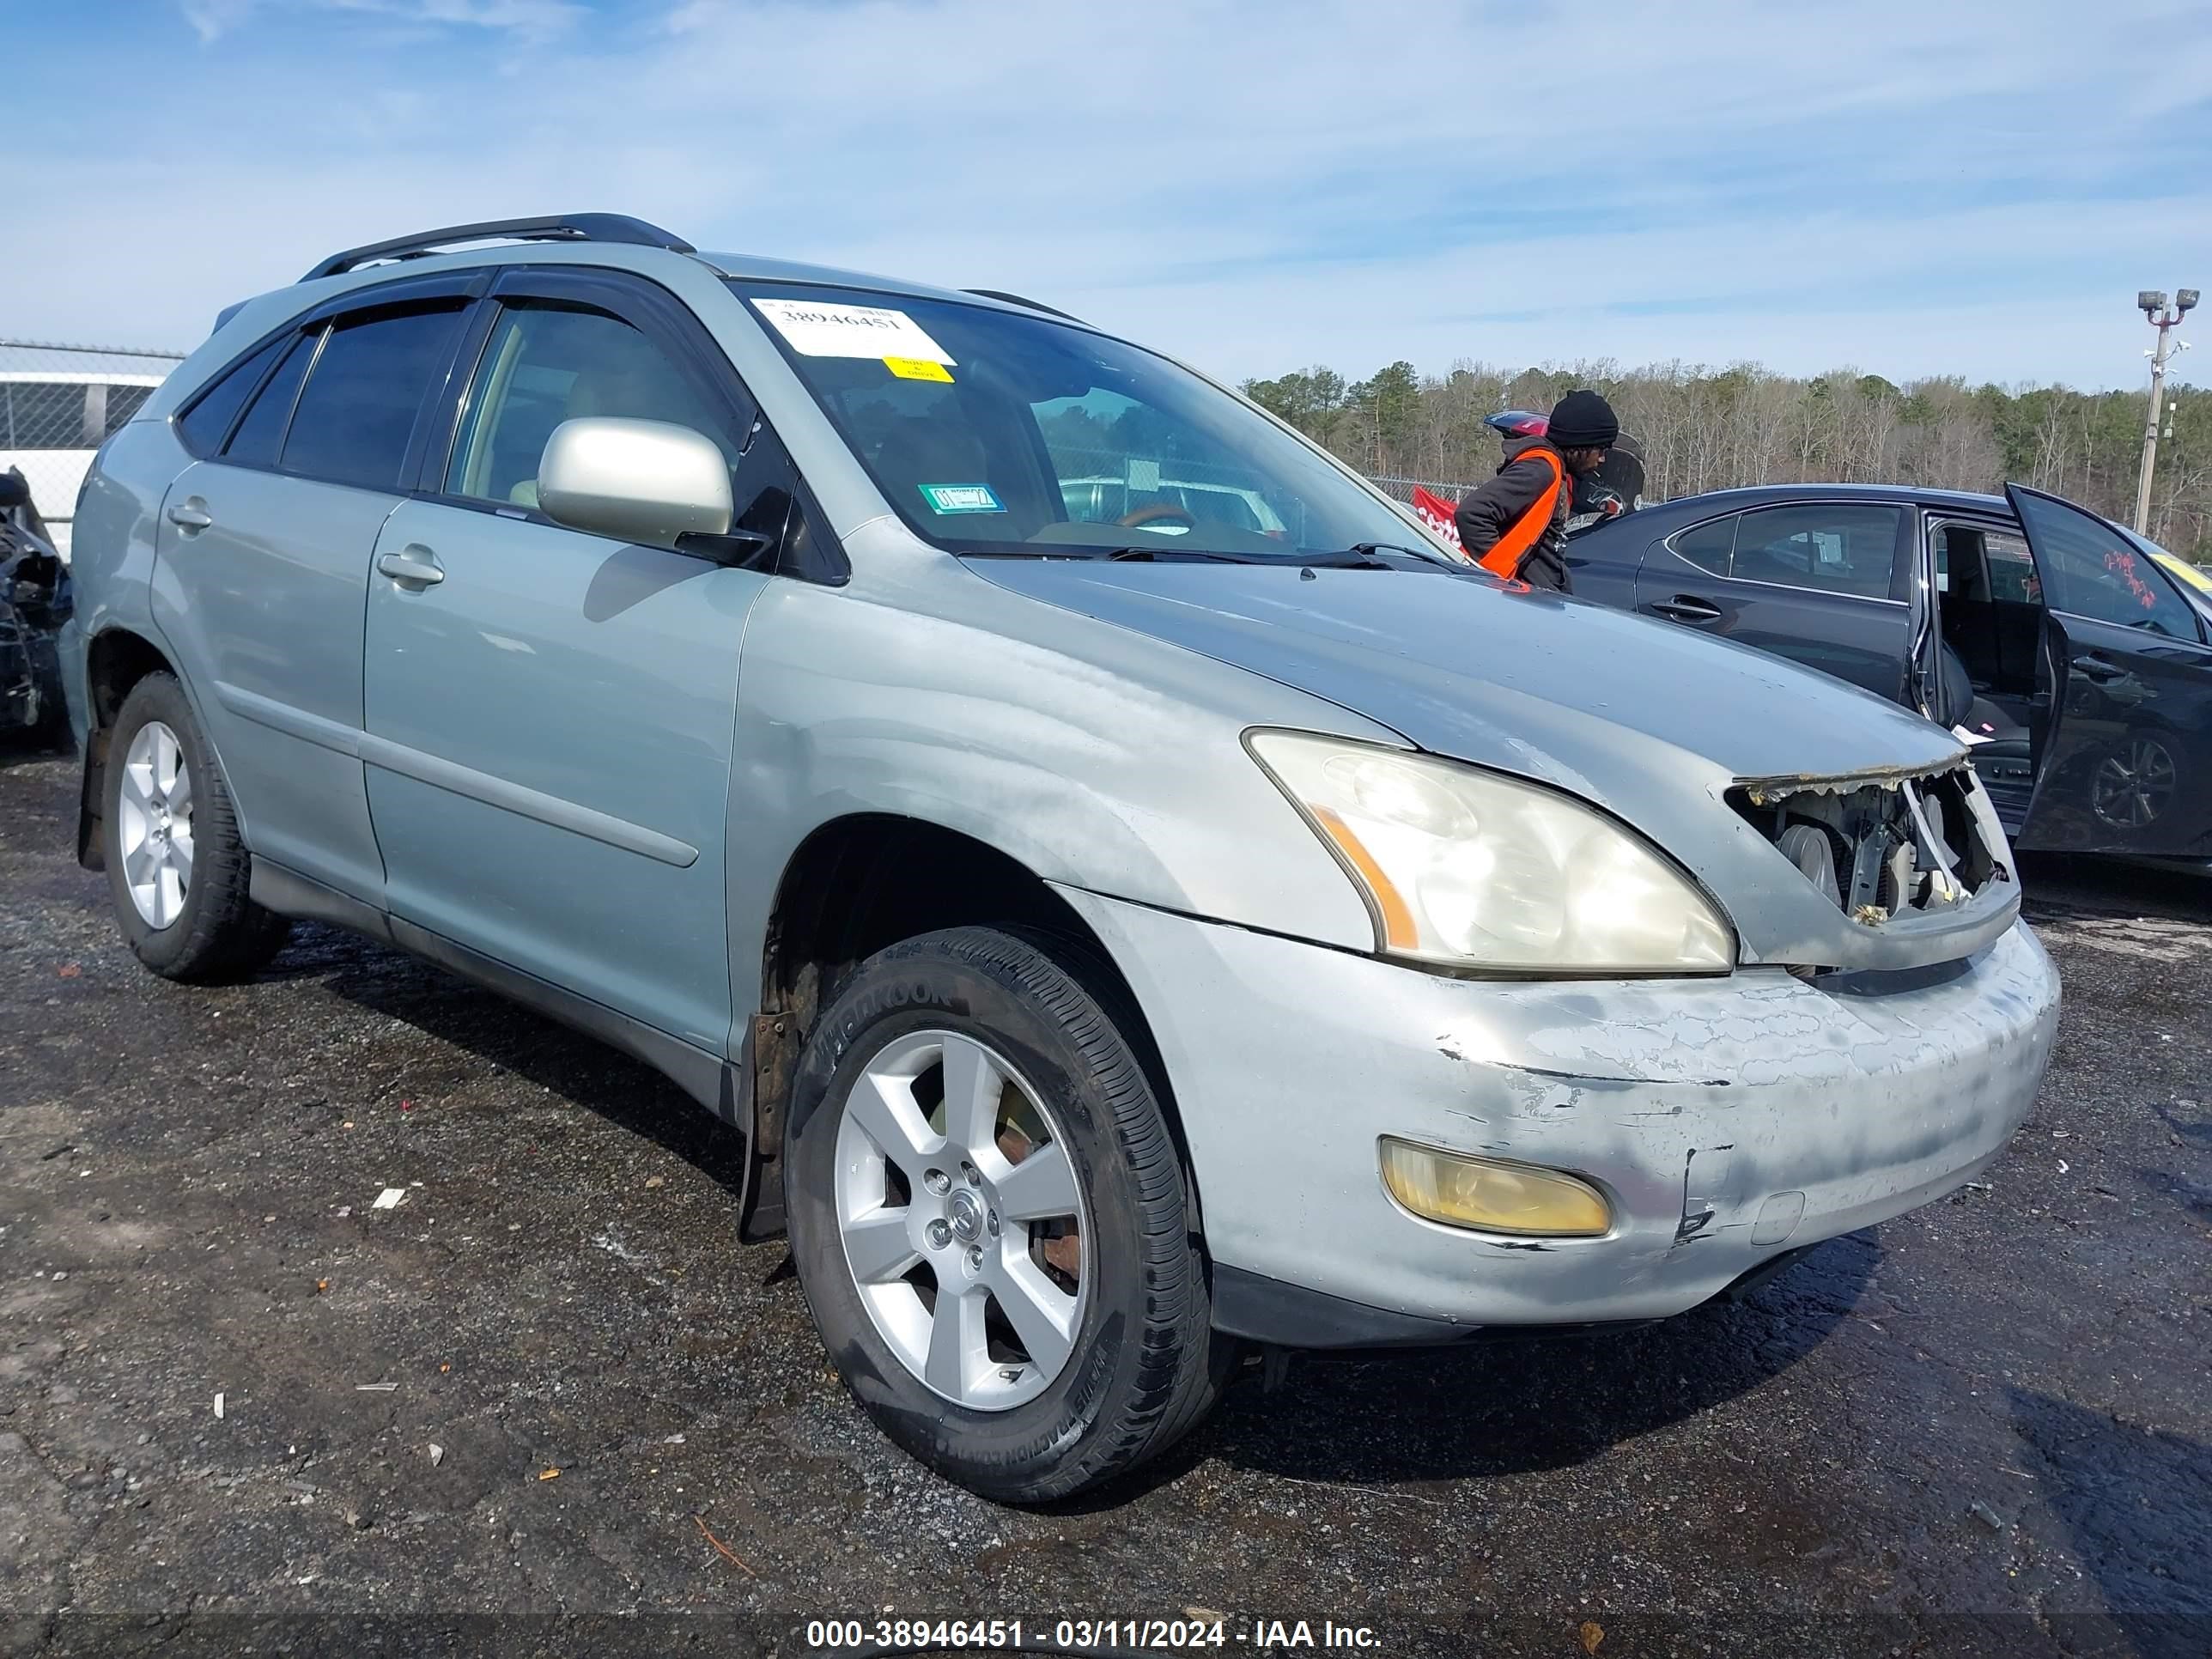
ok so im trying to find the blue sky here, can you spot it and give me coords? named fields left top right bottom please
left=8, top=0, right=2212, bottom=389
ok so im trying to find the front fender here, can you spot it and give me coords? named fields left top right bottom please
left=724, top=538, right=1401, bottom=1012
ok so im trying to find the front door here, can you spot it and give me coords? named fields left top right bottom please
left=361, top=268, right=779, bottom=1052
left=1633, top=499, right=1916, bottom=702
left=2008, top=484, right=2212, bottom=855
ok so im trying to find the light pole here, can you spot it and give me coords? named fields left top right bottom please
left=2134, top=287, right=2197, bottom=534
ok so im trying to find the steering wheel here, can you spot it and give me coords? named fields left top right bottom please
left=1118, top=501, right=1194, bottom=530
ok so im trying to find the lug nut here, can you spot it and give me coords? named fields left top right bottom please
left=986, top=1211, right=1000, bottom=1237
left=924, top=1169, right=950, bottom=1195
left=927, top=1219, right=951, bottom=1249
left=963, top=1163, right=980, bottom=1187
left=965, top=1246, right=984, bottom=1272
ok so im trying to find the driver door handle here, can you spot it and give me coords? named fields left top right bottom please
left=1650, top=595, right=1723, bottom=623
left=2075, top=653, right=2124, bottom=682
left=377, top=545, right=445, bottom=588
left=166, top=501, right=213, bottom=532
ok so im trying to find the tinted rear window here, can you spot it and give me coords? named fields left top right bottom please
left=279, top=305, right=467, bottom=491
left=223, top=332, right=317, bottom=468
left=179, top=337, right=286, bottom=457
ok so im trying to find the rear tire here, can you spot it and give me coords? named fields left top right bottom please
left=784, top=926, right=1231, bottom=1503
left=102, top=673, right=290, bottom=982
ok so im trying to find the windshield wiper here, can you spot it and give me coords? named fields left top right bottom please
left=1301, top=542, right=1454, bottom=569
left=1103, top=545, right=1259, bottom=563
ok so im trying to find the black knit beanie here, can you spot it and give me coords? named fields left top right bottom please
left=1547, top=389, right=1619, bottom=450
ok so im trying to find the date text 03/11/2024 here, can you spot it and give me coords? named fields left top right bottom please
left=801, top=1617, right=1384, bottom=1651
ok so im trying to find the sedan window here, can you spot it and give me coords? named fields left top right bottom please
left=1669, top=514, right=1735, bottom=575
left=1726, top=503, right=1901, bottom=599
left=2015, top=491, right=2202, bottom=640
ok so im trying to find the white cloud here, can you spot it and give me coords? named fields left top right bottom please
left=178, top=0, right=583, bottom=42
left=21, top=0, right=2212, bottom=390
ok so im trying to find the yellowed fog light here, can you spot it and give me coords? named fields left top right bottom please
left=1378, top=1138, right=1612, bottom=1237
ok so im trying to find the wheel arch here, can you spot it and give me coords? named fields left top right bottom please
left=76, top=626, right=182, bottom=870
left=743, top=811, right=1202, bottom=1245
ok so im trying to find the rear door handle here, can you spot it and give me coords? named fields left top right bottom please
left=377, top=545, right=445, bottom=588
left=166, top=500, right=212, bottom=532
left=2075, top=653, right=2124, bottom=682
left=1650, top=595, right=1723, bottom=623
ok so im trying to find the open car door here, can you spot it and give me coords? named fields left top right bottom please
left=2007, top=484, right=2212, bottom=856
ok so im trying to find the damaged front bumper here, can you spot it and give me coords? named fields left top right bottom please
left=1058, top=886, right=2059, bottom=1346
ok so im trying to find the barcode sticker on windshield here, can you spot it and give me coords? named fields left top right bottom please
left=752, top=298, right=953, bottom=365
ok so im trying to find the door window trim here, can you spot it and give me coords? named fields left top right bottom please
left=174, top=269, right=493, bottom=468
left=1657, top=498, right=1913, bottom=608
left=409, top=265, right=759, bottom=506
left=402, top=264, right=848, bottom=586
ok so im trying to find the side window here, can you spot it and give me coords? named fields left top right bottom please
left=281, top=304, right=469, bottom=491
left=1669, top=514, right=1735, bottom=575
left=446, top=303, right=738, bottom=508
left=2014, top=490, right=2201, bottom=640
left=1984, top=528, right=2039, bottom=605
left=178, top=337, right=287, bottom=457
left=222, top=331, right=319, bottom=469
left=1729, top=503, right=1900, bottom=599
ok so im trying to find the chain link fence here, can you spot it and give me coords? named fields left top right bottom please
left=1369, top=475, right=1474, bottom=506
left=2, top=340, right=185, bottom=556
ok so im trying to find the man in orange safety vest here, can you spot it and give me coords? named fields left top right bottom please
left=1453, top=390, right=1619, bottom=592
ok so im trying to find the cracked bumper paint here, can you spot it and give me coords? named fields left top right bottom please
left=1057, top=887, right=2059, bottom=1335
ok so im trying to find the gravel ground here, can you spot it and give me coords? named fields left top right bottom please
left=2, top=745, right=2208, bottom=1659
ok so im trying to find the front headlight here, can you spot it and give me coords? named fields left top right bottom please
left=1247, top=730, right=1734, bottom=974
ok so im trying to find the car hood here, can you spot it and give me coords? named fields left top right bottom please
left=971, top=561, right=1960, bottom=784
left=972, top=560, right=2000, bottom=969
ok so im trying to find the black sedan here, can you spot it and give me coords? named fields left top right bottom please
left=1566, top=483, right=2212, bottom=865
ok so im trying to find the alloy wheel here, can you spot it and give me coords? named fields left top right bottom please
left=117, top=720, right=195, bottom=929
left=2090, top=737, right=2177, bottom=830
left=834, top=1030, right=1089, bottom=1411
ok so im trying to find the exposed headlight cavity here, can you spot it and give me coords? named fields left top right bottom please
left=1249, top=731, right=1735, bottom=974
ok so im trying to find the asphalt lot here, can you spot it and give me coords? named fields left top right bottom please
left=3, top=744, right=2209, bottom=1659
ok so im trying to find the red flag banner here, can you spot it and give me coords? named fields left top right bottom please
left=1410, top=485, right=1468, bottom=559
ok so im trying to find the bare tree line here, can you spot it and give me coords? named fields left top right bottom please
left=1242, top=360, right=2212, bottom=559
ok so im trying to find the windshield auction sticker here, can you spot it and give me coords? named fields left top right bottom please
left=752, top=298, right=953, bottom=364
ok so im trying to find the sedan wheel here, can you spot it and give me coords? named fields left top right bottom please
left=2090, top=737, right=2176, bottom=830
left=117, top=720, right=196, bottom=929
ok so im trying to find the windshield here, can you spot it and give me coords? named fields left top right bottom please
left=735, top=283, right=1448, bottom=563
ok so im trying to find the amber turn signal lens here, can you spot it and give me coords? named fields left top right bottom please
left=1378, top=1138, right=1612, bottom=1237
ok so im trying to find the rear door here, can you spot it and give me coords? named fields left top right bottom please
left=1632, top=500, right=1916, bottom=702
left=2008, top=484, right=2212, bottom=855
left=150, top=273, right=481, bottom=902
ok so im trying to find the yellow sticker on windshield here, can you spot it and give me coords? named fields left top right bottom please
left=884, top=356, right=953, bottom=383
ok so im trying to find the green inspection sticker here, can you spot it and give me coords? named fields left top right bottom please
left=918, top=483, right=1004, bottom=514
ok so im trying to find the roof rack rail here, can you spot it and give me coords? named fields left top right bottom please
left=964, top=288, right=1083, bottom=323
left=303, top=214, right=696, bottom=283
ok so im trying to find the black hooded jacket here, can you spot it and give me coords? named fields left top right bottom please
left=1454, top=436, right=1572, bottom=592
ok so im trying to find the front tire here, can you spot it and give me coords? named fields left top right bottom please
left=102, top=673, right=290, bottom=981
left=784, top=926, right=1229, bottom=1503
